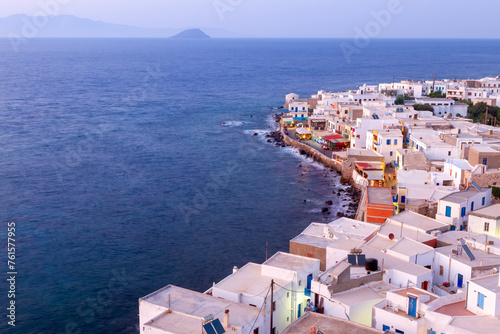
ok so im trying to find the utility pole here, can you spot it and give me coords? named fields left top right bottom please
left=266, top=242, right=268, bottom=261
left=485, top=106, right=489, bottom=125
left=432, top=73, right=437, bottom=93
left=270, top=280, right=274, bottom=334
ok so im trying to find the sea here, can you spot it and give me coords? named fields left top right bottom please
left=0, top=38, right=499, bottom=333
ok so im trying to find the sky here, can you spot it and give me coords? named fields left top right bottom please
left=1, top=0, right=500, bottom=38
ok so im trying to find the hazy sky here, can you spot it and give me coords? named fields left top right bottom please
left=1, top=0, right=499, bottom=38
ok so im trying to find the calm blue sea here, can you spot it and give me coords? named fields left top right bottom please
left=0, top=38, right=499, bottom=333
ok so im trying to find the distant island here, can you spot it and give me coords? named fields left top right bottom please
left=0, top=15, right=221, bottom=38
left=170, top=29, right=210, bottom=39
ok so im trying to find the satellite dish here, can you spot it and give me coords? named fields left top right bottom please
left=389, top=233, right=395, bottom=240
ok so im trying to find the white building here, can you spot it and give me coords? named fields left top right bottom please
left=211, top=252, right=321, bottom=334
left=367, top=129, right=404, bottom=163
left=435, top=187, right=492, bottom=230
left=372, top=287, right=439, bottom=334
left=139, top=285, right=266, bottom=334
left=410, top=134, right=461, bottom=160
left=433, top=244, right=500, bottom=290
left=413, top=98, right=468, bottom=118
left=468, top=204, right=500, bottom=238
left=466, top=273, right=500, bottom=316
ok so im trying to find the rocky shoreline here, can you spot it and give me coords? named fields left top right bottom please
left=259, top=109, right=362, bottom=220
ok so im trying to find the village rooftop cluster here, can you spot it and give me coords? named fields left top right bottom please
left=139, top=76, right=500, bottom=334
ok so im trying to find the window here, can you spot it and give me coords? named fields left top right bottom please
left=439, top=265, right=444, bottom=276
left=387, top=139, right=391, bottom=145
left=254, top=328, right=259, bottom=334
left=272, top=301, right=276, bottom=312
left=298, top=280, right=301, bottom=286
left=471, top=202, right=474, bottom=211
left=478, top=292, right=485, bottom=309
left=485, top=222, right=490, bottom=232
left=394, top=139, right=398, bottom=145
left=448, top=151, right=451, bottom=156
left=461, top=207, right=466, bottom=217
left=482, top=197, right=486, bottom=206
left=390, top=151, right=393, bottom=157
left=483, top=158, right=488, bottom=165
left=445, top=206, right=452, bottom=217
left=401, top=196, right=406, bottom=203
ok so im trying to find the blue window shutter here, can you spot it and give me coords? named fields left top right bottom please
left=461, top=207, right=466, bottom=217
left=482, top=197, right=485, bottom=206
left=445, top=206, right=451, bottom=217
left=478, top=292, right=485, bottom=309
left=471, top=202, right=474, bottom=211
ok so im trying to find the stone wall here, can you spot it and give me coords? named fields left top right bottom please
left=281, top=129, right=343, bottom=172
left=328, top=271, right=384, bottom=294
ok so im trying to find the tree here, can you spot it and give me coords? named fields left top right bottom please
left=428, top=90, right=446, bottom=98
left=395, top=94, right=404, bottom=105
left=413, top=104, right=434, bottom=112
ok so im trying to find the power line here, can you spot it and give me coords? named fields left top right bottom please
left=245, top=283, right=271, bottom=334
left=273, top=282, right=350, bottom=321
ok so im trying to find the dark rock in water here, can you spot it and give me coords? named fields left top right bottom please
left=253, top=133, right=258, bottom=136
left=300, top=150, right=307, bottom=156
left=303, top=200, right=307, bottom=203
left=250, top=115, right=253, bottom=118
left=325, top=200, right=333, bottom=206
left=327, top=212, right=331, bottom=214
left=265, top=134, right=270, bottom=138
left=281, top=144, right=286, bottom=147
left=339, top=189, right=345, bottom=192
left=321, top=207, right=329, bottom=213
left=267, top=139, right=272, bottom=143
left=331, top=190, right=335, bottom=194
left=336, top=212, right=345, bottom=217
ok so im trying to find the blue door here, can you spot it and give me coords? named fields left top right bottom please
left=427, top=330, right=436, bottom=334
left=298, top=303, right=301, bottom=318
left=383, top=325, right=390, bottom=331
left=458, top=274, right=463, bottom=288
left=408, top=297, right=417, bottom=317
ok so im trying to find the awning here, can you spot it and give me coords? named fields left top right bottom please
left=296, top=128, right=312, bottom=135
left=324, top=134, right=343, bottom=140
left=363, top=170, right=384, bottom=181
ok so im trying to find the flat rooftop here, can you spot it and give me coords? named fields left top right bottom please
left=214, top=263, right=289, bottom=296
left=281, top=312, right=383, bottom=334
left=145, top=311, right=240, bottom=334
left=378, top=222, right=436, bottom=244
left=469, top=204, right=500, bottom=220
left=434, top=300, right=474, bottom=317
left=470, top=145, right=500, bottom=153
left=449, top=316, right=500, bottom=333
left=388, top=238, right=434, bottom=257
left=440, top=188, right=485, bottom=204
left=470, top=274, right=500, bottom=293
left=388, top=210, right=449, bottom=231
left=347, top=148, right=383, bottom=157
left=291, top=234, right=364, bottom=251
left=332, top=281, right=396, bottom=306
left=393, top=288, right=438, bottom=304
left=362, top=244, right=431, bottom=276
left=300, top=218, right=379, bottom=240
left=264, top=252, right=318, bottom=272
left=140, top=285, right=263, bottom=332
left=367, top=187, right=393, bottom=205
left=436, top=245, right=500, bottom=268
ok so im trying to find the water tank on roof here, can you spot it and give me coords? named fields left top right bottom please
left=365, top=258, right=378, bottom=272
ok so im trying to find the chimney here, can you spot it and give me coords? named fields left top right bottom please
left=311, top=326, right=317, bottom=334
left=224, top=310, right=230, bottom=329
left=233, top=266, right=238, bottom=274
